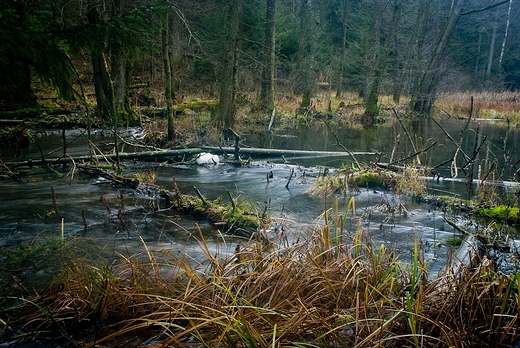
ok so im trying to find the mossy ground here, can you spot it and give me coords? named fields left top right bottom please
left=474, top=206, right=520, bottom=226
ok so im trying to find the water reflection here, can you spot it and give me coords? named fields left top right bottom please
left=0, top=116, right=517, bottom=280
left=251, top=116, right=517, bottom=181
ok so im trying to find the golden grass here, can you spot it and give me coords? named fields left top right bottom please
left=1, top=213, right=519, bottom=347
left=308, top=166, right=428, bottom=199
left=436, top=91, right=520, bottom=122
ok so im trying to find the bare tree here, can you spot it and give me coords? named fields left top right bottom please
left=259, top=0, right=277, bottom=114
left=336, top=0, right=348, bottom=98
left=498, top=0, right=513, bottom=72
left=410, top=0, right=510, bottom=113
left=162, top=11, right=175, bottom=141
left=217, top=0, right=244, bottom=129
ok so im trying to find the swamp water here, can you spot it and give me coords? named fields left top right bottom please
left=1, top=115, right=519, bottom=285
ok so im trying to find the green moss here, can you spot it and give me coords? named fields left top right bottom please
left=473, top=206, right=520, bottom=225
left=354, top=172, right=386, bottom=188
left=223, top=208, right=260, bottom=230
left=414, top=194, right=473, bottom=214
left=168, top=193, right=261, bottom=234
left=445, top=237, right=463, bottom=247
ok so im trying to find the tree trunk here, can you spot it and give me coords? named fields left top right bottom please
left=486, top=18, right=497, bottom=80
left=363, top=0, right=387, bottom=121
left=217, top=0, right=243, bottom=129
left=111, top=48, right=128, bottom=116
left=498, top=0, right=513, bottom=72
left=336, top=0, right=348, bottom=98
left=474, top=28, right=483, bottom=86
left=410, top=0, right=466, bottom=114
left=259, top=0, right=277, bottom=114
left=162, top=12, right=175, bottom=141
left=110, top=0, right=132, bottom=122
left=91, top=51, right=110, bottom=117
left=390, top=0, right=400, bottom=104
left=298, top=0, right=311, bottom=107
left=87, top=5, right=111, bottom=118
left=295, top=0, right=320, bottom=107
left=6, top=147, right=375, bottom=167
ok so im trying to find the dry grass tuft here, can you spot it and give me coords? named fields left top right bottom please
left=2, top=215, right=519, bottom=347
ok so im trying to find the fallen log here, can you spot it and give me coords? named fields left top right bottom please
left=201, top=146, right=377, bottom=159
left=79, top=164, right=139, bottom=188
left=5, top=147, right=377, bottom=168
left=5, top=148, right=204, bottom=167
left=0, top=119, right=25, bottom=124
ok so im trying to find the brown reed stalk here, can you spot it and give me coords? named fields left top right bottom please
left=4, top=213, right=520, bottom=347
left=100, top=193, right=111, bottom=215
left=81, top=206, right=87, bottom=230
left=50, top=186, right=59, bottom=215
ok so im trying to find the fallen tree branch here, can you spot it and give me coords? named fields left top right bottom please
left=117, top=134, right=163, bottom=152
left=5, top=146, right=377, bottom=168
left=386, top=141, right=437, bottom=167
left=322, top=120, right=364, bottom=170
left=392, top=108, right=421, bottom=165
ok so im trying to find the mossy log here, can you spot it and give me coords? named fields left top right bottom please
left=473, top=206, right=520, bottom=226
left=79, top=164, right=263, bottom=236
left=160, top=187, right=263, bottom=237
left=0, top=108, right=72, bottom=119
left=0, top=119, right=25, bottom=124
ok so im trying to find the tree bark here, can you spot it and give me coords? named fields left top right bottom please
left=259, top=0, right=277, bottom=114
left=162, top=12, right=175, bottom=141
left=217, top=0, right=244, bottom=129
left=111, top=48, right=128, bottom=116
left=390, top=0, right=400, bottom=104
left=295, top=0, right=320, bottom=107
left=410, top=0, right=466, bottom=114
left=110, top=0, right=132, bottom=122
left=363, top=0, right=387, bottom=121
left=498, top=0, right=513, bottom=72
left=336, top=0, right=348, bottom=98
left=88, top=5, right=111, bottom=118
left=486, top=17, right=497, bottom=80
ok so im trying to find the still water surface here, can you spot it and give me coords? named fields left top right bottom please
left=0, top=116, right=518, bottom=278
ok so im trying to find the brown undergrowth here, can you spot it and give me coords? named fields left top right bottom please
left=1, top=207, right=519, bottom=347
left=437, top=91, right=520, bottom=124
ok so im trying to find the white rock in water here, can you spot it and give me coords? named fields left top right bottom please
left=196, top=152, right=219, bottom=165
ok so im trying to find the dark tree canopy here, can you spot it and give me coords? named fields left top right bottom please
left=0, top=0, right=75, bottom=108
left=0, top=0, right=518, bottom=116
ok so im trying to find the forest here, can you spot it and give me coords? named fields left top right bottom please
left=1, top=0, right=519, bottom=130
left=2, top=1, right=520, bottom=347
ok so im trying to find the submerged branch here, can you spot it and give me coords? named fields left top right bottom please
left=323, top=120, right=364, bottom=170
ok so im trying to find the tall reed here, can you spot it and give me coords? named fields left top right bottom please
left=2, top=202, right=519, bottom=347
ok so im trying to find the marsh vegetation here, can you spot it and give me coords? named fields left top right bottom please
left=1, top=91, right=520, bottom=347
left=2, top=0, right=520, bottom=345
